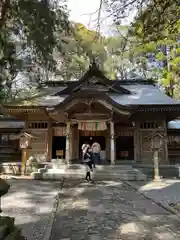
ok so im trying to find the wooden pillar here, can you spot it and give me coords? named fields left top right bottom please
left=110, top=121, right=115, bottom=164
left=134, top=121, right=141, bottom=162
left=46, top=120, right=52, bottom=161
left=69, top=125, right=73, bottom=160
left=76, top=126, right=80, bottom=159
left=65, top=122, right=70, bottom=164
left=106, top=131, right=109, bottom=161
left=71, top=125, right=79, bottom=160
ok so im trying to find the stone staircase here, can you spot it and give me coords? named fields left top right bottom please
left=32, top=163, right=147, bottom=181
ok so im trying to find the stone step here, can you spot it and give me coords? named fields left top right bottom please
left=33, top=163, right=147, bottom=181
left=47, top=168, right=137, bottom=174
left=42, top=172, right=147, bottom=181
left=51, top=164, right=134, bottom=170
left=42, top=168, right=147, bottom=181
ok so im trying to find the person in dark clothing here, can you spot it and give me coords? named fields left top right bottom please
left=83, top=146, right=94, bottom=182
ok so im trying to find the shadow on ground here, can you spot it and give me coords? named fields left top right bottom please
left=1, top=179, right=61, bottom=240
left=50, top=179, right=180, bottom=240
left=135, top=179, right=180, bottom=208
left=2, top=179, right=180, bottom=240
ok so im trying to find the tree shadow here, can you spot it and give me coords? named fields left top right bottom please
left=1, top=179, right=61, bottom=240
left=50, top=179, right=180, bottom=239
left=135, top=179, right=180, bottom=209
left=2, top=179, right=180, bottom=240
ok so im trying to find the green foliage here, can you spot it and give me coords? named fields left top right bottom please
left=132, top=0, right=180, bottom=42
left=55, top=23, right=107, bottom=80
left=0, top=0, right=71, bottom=100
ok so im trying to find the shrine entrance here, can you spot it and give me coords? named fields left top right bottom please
left=116, top=136, right=134, bottom=160
left=79, top=135, right=106, bottom=157
left=78, top=129, right=107, bottom=162
left=52, top=136, right=66, bottom=159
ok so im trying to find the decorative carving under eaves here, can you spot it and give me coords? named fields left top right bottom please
left=81, top=77, right=107, bottom=91
left=89, top=76, right=99, bottom=84
left=71, top=113, right=110, bottom=121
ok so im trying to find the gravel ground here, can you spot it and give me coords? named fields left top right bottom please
left=127, top=179, right=180, bottom=208
left=50, top=180, right=180, bottom=240
left=1, top=179, right=61, bottom=240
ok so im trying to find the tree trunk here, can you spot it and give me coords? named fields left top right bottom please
left=0, top=0, right=10, bottom=30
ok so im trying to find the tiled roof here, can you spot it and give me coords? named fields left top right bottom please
left=4, top=81, right=180, bottom=108
left=4, top=86, right=67, bottom=107
left=0, top=121, right=24, bottom=128
left=108, top=84, right=180, bottom=105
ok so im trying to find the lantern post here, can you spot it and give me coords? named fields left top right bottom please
left=18, top=132, right=35, bottom=175
left=149, top=132, right=164, bottom=181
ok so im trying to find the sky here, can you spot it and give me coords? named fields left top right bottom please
left=67, top=0, right=136, bottom=36
left=67, top=0, right=114, bottom=35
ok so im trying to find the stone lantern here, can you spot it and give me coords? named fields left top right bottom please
left=150, top=132, right=164, bottom=150
left=13, top=131, right=35, bottom=175
left=149, top=132, right=164, bottom=181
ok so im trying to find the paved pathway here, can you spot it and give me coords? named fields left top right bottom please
left=128, top=180, right=180, bottom=209
left=1, top=180, right=61, bottom=240
left=51, top=180, right=180, bottom=240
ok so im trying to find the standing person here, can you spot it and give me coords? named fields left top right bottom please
left=83, top=145, right=94, bottom=183
left=91, top=141, right=101, bottom=165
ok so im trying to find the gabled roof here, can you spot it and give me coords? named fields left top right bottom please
left=48, top=91, right=135, bottom=115
left=54, top=61, right=131, bottom=95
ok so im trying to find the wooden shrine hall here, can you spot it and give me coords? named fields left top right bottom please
left=3, top=62, right=180, bottom=165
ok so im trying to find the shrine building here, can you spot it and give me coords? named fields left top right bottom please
left=3, top=62, right=180, bottom=165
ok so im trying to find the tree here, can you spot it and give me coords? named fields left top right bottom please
left=103, top=0, right=180, bottom=98
left=55, top=23, right=107, bottom=81
left=104, top=0, right=179, bottom=41
left=129, top=1, right=180, bottom=98
left=0, top=0, right=71, bottom=101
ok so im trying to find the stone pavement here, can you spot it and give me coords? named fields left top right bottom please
left=127, top=179, right=180, bottom=213
left=1, top=179, right=61, bottom=240
left=50, top=180, right=180, bottom=240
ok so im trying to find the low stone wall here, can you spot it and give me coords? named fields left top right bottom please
left=0, top=161, right=51, bottom=176
left=133, top=164, right=179, bottom=178
left=0, top=162, right=21, bottom=175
